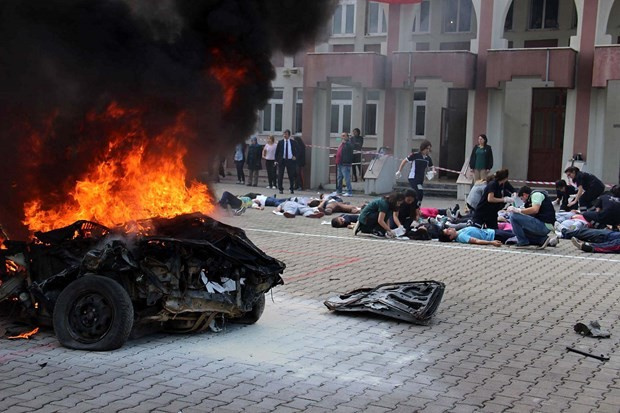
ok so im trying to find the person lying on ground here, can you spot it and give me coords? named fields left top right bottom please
left=438, top=226, right=515, bottom=247
left=562, top=227, right=620, bottom=244
left=251, top=194, right=288, bottom=208
left=217, top=191, right=263, bottom=215
left=553, top=215, right=589, bottom=236
left=355, top=192, right=404, bottom=238
left=275, top=200, right=324, bottom=218
left=331, top=214, right=359, bottom=229
left=571, top=234, right=620, bottom=254
left=319, top=197, right=361, bottom=215
left=507, top=186, right=558, bottom=249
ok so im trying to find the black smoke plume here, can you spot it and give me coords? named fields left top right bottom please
left=0, top=0, right=336, bottom=237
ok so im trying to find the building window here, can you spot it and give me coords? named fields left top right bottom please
left=413, top=90, right=426, bottom=138
left=367, top=1, right=387, bottom=35
left=332, top=0, right=356, bottom=35
left=365, top=90, right=380, bottom=136
left=330, top=89, right=352, bottom=134
left=261, top=89, right=283, bottom=133
left=443, top=0, right=472, bottom=33
left=504, top=3, right=513, bottom=31
left=529, top=0, right=559, bottom=30
left=294, top=90, right=303, bottom=134
left=412, top=0, right=430, bottom=33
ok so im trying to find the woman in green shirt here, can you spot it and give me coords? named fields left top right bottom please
left=468, top=134, right=493, bottom=181
left=355, top=192, right=404, bottom=237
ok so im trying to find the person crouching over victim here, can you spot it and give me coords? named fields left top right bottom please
left=354, top=192, right=404, bottom=238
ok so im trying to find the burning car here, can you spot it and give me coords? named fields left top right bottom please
left=0, top=213, right=285, bottom=351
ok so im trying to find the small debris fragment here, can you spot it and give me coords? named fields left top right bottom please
left=566, top=346, right=609, bottom=361
left=574, top=321, right=610, bottom=338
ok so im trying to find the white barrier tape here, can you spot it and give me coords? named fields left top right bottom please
left=309, top=144, right=616, bottom=188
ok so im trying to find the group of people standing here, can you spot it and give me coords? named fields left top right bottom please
left=233, top=130, right=306, bottom=194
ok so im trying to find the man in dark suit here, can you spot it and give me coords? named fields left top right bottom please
left=275, top=129, right=298, bottom=194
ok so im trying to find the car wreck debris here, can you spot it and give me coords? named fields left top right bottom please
left=1, top=213, right=285, bottom=351
left=566, top=346, right=610, bottom=361
left=324, top=281, right=445, bottom=324
left=574, top=321, right=611, bottom=338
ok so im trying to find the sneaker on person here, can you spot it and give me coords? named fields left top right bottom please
left=343, top=193, right=353, bottom=197
left=536, top=235, right=554, bottom=250
left=353, top=220, right=361, bottom=236
left=308, top=212, right=324, bottom=218
left=283, top=211, right=295, bottom=218
left=571, top=237, right=593, bottom=252
left=233, top=206, right=246, bottom=216
left=371, top=230, right=385, bottom=238
left=549, top=236, right=559, bottom=247
left=505, top=236, right=518, bottom=245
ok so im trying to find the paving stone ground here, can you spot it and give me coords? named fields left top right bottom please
left=1, top=180, right=619, bottom=413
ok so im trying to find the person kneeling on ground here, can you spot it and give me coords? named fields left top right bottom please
left=507, top=186, right=558, bottom=249
left=355, top=192, right=404, bottom=238
left=581, top=185, right=620, bottom=230
left=331, top=214, right=359, bottom=229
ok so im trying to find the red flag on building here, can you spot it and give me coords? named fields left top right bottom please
left=374, top=0, right=423, bottom=4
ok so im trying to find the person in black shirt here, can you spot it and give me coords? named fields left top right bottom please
left=553, top=179, right=578, bottom=211
left=582, top=185, right=620, bottom=229
left=351, top=128, right=364, bottom=182
left=395, top=139, right=435, bottom=206
left=564, top=166, right=605, bottom=209
left=472, top=168, right=514, bottom=229
left=391, top=189, right=419, bottom=230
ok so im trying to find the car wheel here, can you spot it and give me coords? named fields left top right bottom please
left=53, top=275, right=133, bottom=351
left=234, top=293, right=266, bottom=325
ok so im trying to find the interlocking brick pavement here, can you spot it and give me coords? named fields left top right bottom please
left=1, top=180, right=619, bottom=412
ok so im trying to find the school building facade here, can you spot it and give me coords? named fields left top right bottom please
left=255, top=0, right=620, bottom=188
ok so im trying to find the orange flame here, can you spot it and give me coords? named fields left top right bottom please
left=8, top=327, right=39, bottom=340
left=22, top=103, right=214, bottom=233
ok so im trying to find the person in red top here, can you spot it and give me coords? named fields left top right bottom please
left=336, top=132, right=354, bottom=196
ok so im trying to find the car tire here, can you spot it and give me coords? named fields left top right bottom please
left=53, top=275, right=133, bottom=351
left=234, top=293, right=266, bottom=325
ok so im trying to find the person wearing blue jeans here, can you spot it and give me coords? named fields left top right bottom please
left=335, top=132, right=354, bottom=196
left=569, top=229, right=620, bottom=253
left=507, top=186, right=558, bottom=248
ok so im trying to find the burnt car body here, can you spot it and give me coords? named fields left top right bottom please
left=324, top=281, right=445, bottom=324
left=0, top=213, right=285, bottom=350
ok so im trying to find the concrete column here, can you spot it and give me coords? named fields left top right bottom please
left=383, top=4, right=400, bottom=153
left=471, top=0, right=494, bottom=145
left=352, top=86, right=364, bottom=134
left=308, top=85, right=332, bottom=188
left=486, top=88, right=505, bottom=169
left=572, top=0, right=598, bottom=158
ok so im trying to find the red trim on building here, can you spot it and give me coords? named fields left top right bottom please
left=573, top=1, right=598, bottom=157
